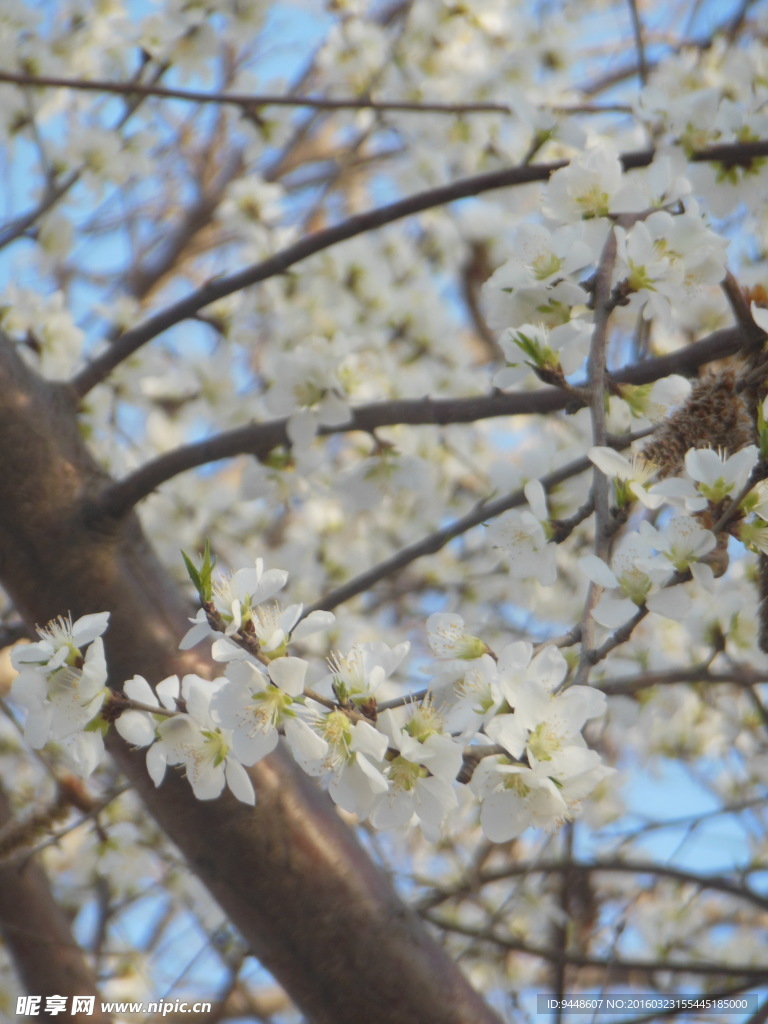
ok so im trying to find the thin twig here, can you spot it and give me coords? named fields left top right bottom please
left=626, top=0, right=649, bottom=85
left=423, top=912, right=768, bottom=978
left=0, top=69, right=513, bottom=116
left=574, top=228, right=619, bottom=683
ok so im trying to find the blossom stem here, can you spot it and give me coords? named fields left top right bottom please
left=576, top=229, right=619, bottom=683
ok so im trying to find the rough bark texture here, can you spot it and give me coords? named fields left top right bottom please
left=0, top=786, right=111, bottom=1023
left=0, top=334, right=503, bottom=1024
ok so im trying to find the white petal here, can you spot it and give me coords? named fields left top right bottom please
left=629, top=482, right=666, bottom=510
left=318, top=391, right=350, bottom=426
left=225, top=758, right=256, bottom=805
left=189, top=762, right=226, bottom=800
left=147, top=743, right=167, bottom=787
left=485, top=713, right=527, bottom=759
left=371, top=790, right=413, bottom=830
left=179, top=612, right=213, bottom=650
left=24, top=705, right=54, bottom=750
left=751, top=301, right=768, bottom=333
left=480, top=789, right=529, bottom=843
left=284, top=717, right=327, bottom=768
left=63, top=731, right=104, bottom=778
left=350, top=720, right=388, bottom=762
left=211, top=637, right=247, bottom=662
left=268, top=656, right=307, bottom=696
left=523, top=479, right=548, bottom=520
left=592, top=594, right=636, bottom=628
left=116, top=710, right=156, bottom=747
left=123, top=675, right=158, bottom=706
left=291, top=609, right=336, bottom=640
left=252, top=568, right=289, bottom=605
left=80, top=637, right=108, bottom=694
left=416, top=775, right=457, bottom=826
left=579, top=554, right=618, bottom=588
left=71, top=612, right=110, bottom=645
left=182, top=674, right=216, bottom=726
left=156, top=675, right=182, bottom=710
left=287, top=409, right=317, bottom=449
left=647, top=586, right=690, bottom=620
left=529, top=646, right=567, bottom=692
left=588, top=447, right=631, bottom=479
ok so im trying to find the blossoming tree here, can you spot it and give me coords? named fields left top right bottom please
left=1, top=0, right=768, bottom=1021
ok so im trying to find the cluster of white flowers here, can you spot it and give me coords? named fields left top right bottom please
left=9, top=558, right=615, bottom=844
left=578, top=443, right=765, bottom=627
left=10, top=613, right=110, bottom=777
left=5, top=0, right=768, bottom=1004
left=25, top=438, right=754, bottom=841
left=485, top=146, right=734, bottom=394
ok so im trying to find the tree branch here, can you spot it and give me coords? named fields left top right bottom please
left=0, top=69, right=514, bottom=116
left=69, top=142, right=768, bottom=397
left=419, top=856, right=768, bottom=914
left=89, top=322, right=752, bottom=522
left=0, top=331, right=503, bottom=1024
left=305, top=453, right=599, bottom=614
left=423, top=911, right=768, bottom=978
left=575, top=228, right=619, bottom=683
left=0, top=62, right=170, bottom=252
left=0, top=784, right=112, bottom=1023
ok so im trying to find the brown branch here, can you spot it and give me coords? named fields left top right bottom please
left=0, top=69, right=514, bottom=116
left=746, top=995, right=768, bottom=1024
left=87, top=391, right=570, bottom=520
left=68, top=142, right=768, bottom=398
left=0, top=784, right=112, bottom=1022
left=596, top=665, right=763, bottom=695
left=575, top=227, right=619, bottom=682
left=0, top=62, right=170, bottom=252
left=303, top=453, right=596, bottom=615
left=627, top=0, right=649, bottom=85
left=579, top=3, right=763, bottom=98
left=89, top=322, right=752, bottom=522
left=722, top=269, right=755, bottom=329
left=553, top=825, right=574, bottom=1024
left=69, top=159, right=564, bottom=397
left=424, top=911, right=768, bottom=978
left=0, top=171, right=80, bottom=251
left=419, top=856, right=768, bottom=915
left=0, top=330, right=503, bottom=1024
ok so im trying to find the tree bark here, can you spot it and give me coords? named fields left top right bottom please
left=0, top=334, right=503, bottom=1024
left=0, top=786, right=112, bottom=1023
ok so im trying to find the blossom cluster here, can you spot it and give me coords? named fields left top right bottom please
left=10, top=559, right=613, bottom=844
left=486, top=148, right=731, bottom=394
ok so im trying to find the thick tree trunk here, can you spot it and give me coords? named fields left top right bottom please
left=0, top=335, right=503, bottom=1024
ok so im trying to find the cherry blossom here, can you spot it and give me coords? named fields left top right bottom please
left=684, top=445, right=758, bottom=505
left=579, top=537, right=690, bottom=628
left=5, top=1, right=768, bottom=1010
left=285, top=709, right=389, bottom=818
left=588, top=446, right=666, bottom=509
left=151, top=675, right=255, bottom=805
left=11, top=615, right=110, bottom=757
left=213, top=657, right=307, bottom=765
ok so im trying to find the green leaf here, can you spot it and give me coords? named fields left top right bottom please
left=181, top=539, right=216, bottom=603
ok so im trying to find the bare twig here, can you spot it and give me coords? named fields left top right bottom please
left=626, top=0, right=649, bottom=85
left=0, top=69, right=514, bottom=117
left=302, top=453, right=596, bottom=615
left=423, top=911, right=768, bottom=978
left=574, top=228, right=619, bottom=683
